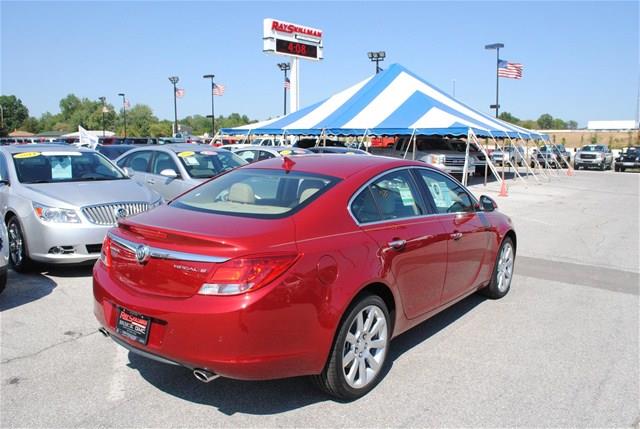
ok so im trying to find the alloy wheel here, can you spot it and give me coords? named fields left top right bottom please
left=342, top=305, right=388, bottom=389
left=496, top=242, right=514, bottom=293
left=8, top=221, right=23, bottom=266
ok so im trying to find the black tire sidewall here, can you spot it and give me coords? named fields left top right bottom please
left=327, top=294, right=390, bottom=400
left=7, top=217, right=30, bottom=272
left=486, top=237, right=515, bottom=299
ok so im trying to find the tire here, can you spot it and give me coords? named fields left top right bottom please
left=7, top=216, right=34, bottom=273
left=621, top=166, right=625, bottom=172
left=0, top=268, right=6, bottom=294
left=313, top=294, right=391, bottom=400
left=599, top=163, right=605, bottom=171
left=480, top=237, right=515, bottom=300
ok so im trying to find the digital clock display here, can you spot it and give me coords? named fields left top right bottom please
left=275, top=39, right=318, bottom=59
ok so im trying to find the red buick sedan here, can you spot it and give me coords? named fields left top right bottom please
left=93, top=155, right=516, bottom=400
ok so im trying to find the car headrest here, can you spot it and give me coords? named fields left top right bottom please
left=228, top=183, right=255, bottom=204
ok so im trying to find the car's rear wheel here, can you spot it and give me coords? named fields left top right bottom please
left=0, top=269, right=6, bottom=294
left=313, top=294, right=390, bottom=400
left=481, top=237, right=515, bottom=299
left=7, top=216, right=33, bottom=273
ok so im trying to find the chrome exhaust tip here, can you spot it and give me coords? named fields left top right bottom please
left=193, top=369, right=219, bottom=383
left=98, top=327, right=110, bottom=337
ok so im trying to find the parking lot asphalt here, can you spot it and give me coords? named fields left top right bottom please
left=1, top=169, right=638, bottom=428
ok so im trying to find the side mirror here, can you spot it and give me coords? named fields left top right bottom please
left=122, top=167, right=134, bottom=177
left=0, top=178, right=9, bottom=186
left=479, top=195, right=498, bottom=212
left=160, top=168, right=178, bottom=179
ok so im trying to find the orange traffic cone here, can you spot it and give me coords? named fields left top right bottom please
left=566, top=166, right=574, bottom=176
left=498, top=180, right=508, bottom=197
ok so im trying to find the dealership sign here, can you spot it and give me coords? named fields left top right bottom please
left=263, top=18, right=324, bottom=61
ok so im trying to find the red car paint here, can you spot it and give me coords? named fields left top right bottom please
left=93, top=155, right=514, bottom=380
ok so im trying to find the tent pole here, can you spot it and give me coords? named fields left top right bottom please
left=507, top=134, right=539, bottom=184
left=403, top=129, right=416, bottom=160
left=488, top=131, right=525, bottom=185
left=462, top=129, right=471, bottom=186
left=519, top=132, right=548, bottom=179
left=472, top=130, right=503, bottom=185
left=510, top=133, right=541, bottom=184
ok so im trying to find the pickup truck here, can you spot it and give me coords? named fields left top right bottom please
left=575, top=144, right=613, bottom=171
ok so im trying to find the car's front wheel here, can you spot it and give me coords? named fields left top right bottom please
left=481, top=237, right=515, bottom=299
left=7, top=216, right=33, bottom=273
left=314, top=294, right=390, bottom=400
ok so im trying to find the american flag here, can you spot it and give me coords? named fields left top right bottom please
left=284, top=77, right=290, bottom=90
left=213, top=83, right=225, bottom=96
left=498, top=60, right=523, bottom=79
left=124, top=99, right=131, bottom=109
left=175, top=88, right=185, bottom=98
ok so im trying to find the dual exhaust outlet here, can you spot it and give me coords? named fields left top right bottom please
left=98, top=327, right=220, bottom=383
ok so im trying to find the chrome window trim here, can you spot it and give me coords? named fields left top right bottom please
left=107, top=231, right=229, bottom=263
left=347, top=165, right=479, bottom=227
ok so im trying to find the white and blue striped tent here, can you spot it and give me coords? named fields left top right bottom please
left=221, top=63, right=546, bottom=140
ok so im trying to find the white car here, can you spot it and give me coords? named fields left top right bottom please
left=0, top=222, right=8, bottom=293
left=230, top=146, right=311, bottom=163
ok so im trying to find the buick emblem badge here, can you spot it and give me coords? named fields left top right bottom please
left=135, top=245, right=151, bottom=264
left=114, top=207, right=128, bottom=220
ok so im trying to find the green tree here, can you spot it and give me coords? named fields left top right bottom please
left=498, top=112, right=520, bottom=125
left=121, top=104, right=156, bottom=137
left=566, top=120, right=578, bottom=130
left=0, top=95, right=30, bottom=136
left=551, top=118, right=566, bottom=129
left=149, top=120, right=173, bottom=137
left=536, top=113, right=554, bottom=129
left=521, top=119, right=538, bottom=129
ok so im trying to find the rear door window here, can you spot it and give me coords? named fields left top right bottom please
left=350, top=169, right=425, bottom=223
left=151, top=152, right=179, bottom=176
left=121, top=151, right=152, bottom=172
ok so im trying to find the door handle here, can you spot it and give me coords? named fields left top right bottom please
left=146, top=179, right=155, bottom=184
left=387, top=239, right=406, bottom=250
left=451, top=232, right=463, bottom=241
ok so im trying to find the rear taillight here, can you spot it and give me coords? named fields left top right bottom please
left=99, top=235, right=112, bottom=267
left=198, top=254, right=299, bottom=296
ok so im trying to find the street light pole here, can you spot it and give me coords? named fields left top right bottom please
left=485, top=43, right=504, bottom=118
left=277, top=62, right=290, bottom=116
left=367, top=51, right=386, bottom=74
left=203, top=74, right=216, bottom=136
left=168, top=76, right=179, bottom=136
left=99, top=97, right=106, bottom=137
left=117, top=93, right=127, bottom=137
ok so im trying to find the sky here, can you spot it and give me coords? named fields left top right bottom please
left=1, top=1, right=638, bottom=127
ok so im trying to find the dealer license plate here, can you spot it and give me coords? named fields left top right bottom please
left=116, top=307, right=151, bottom=344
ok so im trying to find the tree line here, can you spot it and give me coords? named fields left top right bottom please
left=498, top=112, right=578, bottom=130
left=0, top=94, right=255, bottom=137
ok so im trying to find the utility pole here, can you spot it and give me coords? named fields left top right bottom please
left=99, top=97, right=106, bottom=137
left=117, top=93, right=127, bottom=137
left=203, top=74, right=216, bottom=136
left=485, top=43, right=504, bottom=117
left=277, top=62, right=291, bottom=115
left=168, top=76, right=179, bottom=135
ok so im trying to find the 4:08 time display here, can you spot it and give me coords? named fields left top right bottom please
left=275, top=39, right=318, bottom=59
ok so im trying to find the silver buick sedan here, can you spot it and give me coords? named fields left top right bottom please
left=0, top=145, right=162, bottom=271
left=115, top=144, right=247, bottom=200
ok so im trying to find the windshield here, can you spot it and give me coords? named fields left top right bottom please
left=176, top=150, right=247, bottom=179
left=172, top=168, right=339, bottom=218
left=12, top=151, right=125, bottom=184
left=98, top=145, right=135, bottom=160
left=581, top=145, right=606, bottom=152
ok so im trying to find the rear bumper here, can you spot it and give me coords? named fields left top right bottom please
left=92, top=261, right=333, bottom=380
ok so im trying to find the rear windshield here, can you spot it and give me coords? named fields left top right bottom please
left=176, top=150, right=247, bottom=179
left=172, top=168, right=339, bottom=218
left=12, top=151, right=125, bottom=184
